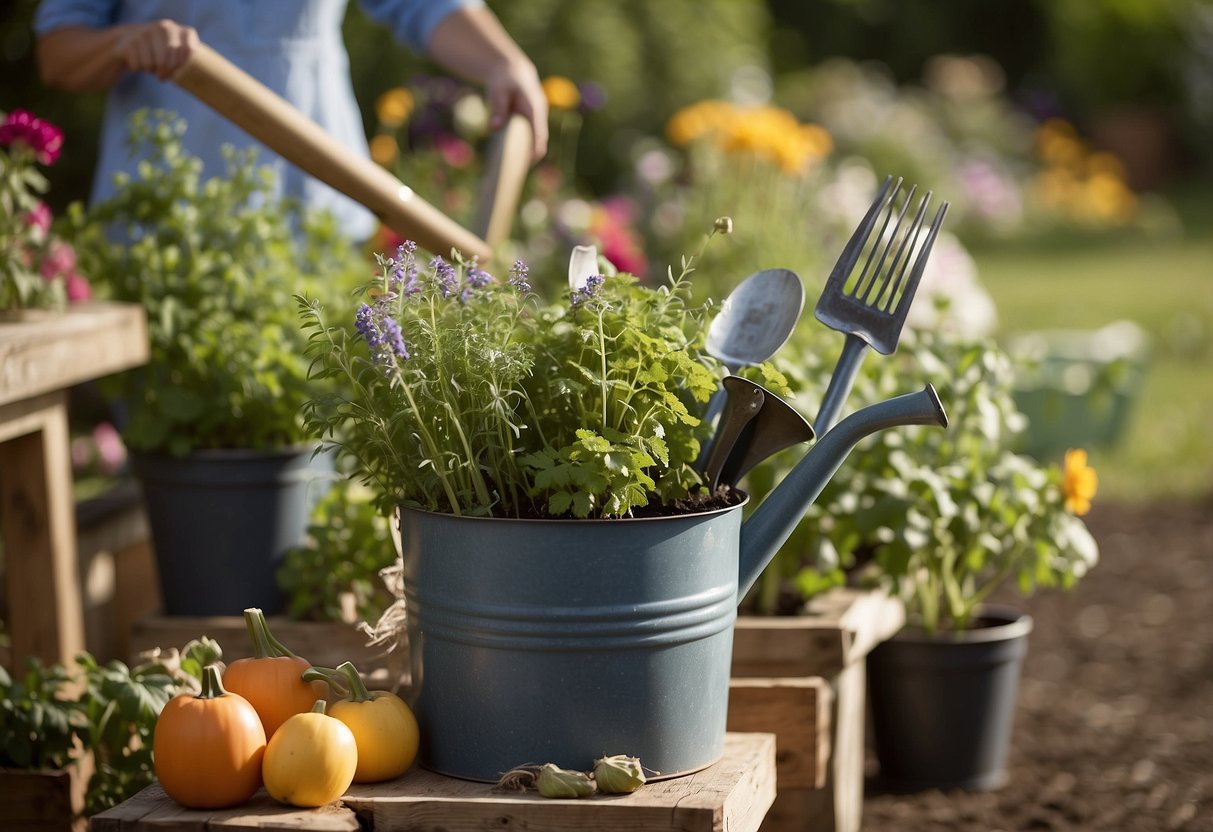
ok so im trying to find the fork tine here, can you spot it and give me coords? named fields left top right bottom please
left=826, top=175, right=898, bottom=290
left=857, top=183, right=915, bottom=304
left=892, top=199, right=950, bottom=317
left=874, top=190, right=932, bottom=312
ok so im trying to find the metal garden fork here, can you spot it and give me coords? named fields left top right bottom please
left=813, top=175, right=950, bottom=433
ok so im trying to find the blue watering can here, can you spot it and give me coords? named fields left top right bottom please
left=398, top=384, right=947, bottom=782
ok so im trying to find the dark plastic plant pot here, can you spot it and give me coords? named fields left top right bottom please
left=130, top=446, right=329, bottom=616
left=867, top=606, right=1033, bottom=792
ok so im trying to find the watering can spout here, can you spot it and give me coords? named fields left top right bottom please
left=736, top=384, right=948, bottom=600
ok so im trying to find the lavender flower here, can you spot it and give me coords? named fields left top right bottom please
left=509, top=259, right=531, bottom=293
left=430, top=256, right=457, bottom=298
left=466, top=266, right=493, bottom=288
left=355, top=302, right=409, bottom=366
left=456, top=264, right=494, bottom=305
left=394, top=240, right=421, bottom=296
left=570, top=273, right=605, bottom=306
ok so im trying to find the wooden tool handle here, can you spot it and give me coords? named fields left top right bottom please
left=173, top=42, right=531, bottom=261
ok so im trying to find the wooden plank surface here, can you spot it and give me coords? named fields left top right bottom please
left=726, top=677, right=831, bottom=790
left=0, top=302, right=148, bottom=407
left=89, top=733, right=776, bottom=832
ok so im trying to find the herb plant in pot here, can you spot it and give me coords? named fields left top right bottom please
left=799, top=333, right=1100, bottom=792
left=300, top=237, right=949, bottom=782
left=68, top=110, right=363, bottom=617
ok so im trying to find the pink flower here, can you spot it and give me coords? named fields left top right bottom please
left=39, top=240, right=77, bottom=280
left=0, top=109, right=64, bottom=166
left=92, top=422, right=126, bottom=475
left=26, top=201, right=52, bottom=238
left=66, top=272, right=92, bottom=302
left=433, top=133, right=473, bottom=169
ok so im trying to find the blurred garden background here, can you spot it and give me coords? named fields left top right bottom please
left=2, top=1, right=1212, bottom=827
left=3, top=0, right=1209, bottom=506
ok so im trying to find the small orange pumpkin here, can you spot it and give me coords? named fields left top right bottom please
left=223, top=607, right=327, bottom=739
left=153, top=664, right=266, bottom=809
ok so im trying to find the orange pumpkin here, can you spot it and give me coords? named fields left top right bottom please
left=223, top=608, right=328, bottom=739
left=153, top=664, right=266, bottom=809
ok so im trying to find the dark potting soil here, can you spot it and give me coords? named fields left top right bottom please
left=860, top=495, right=1213, bottom=831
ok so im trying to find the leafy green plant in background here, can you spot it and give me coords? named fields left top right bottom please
left=740, top=325, right=1100, bottom=628
left=66, top=110, right=365, bottom=456
left=277, top=482, right=397, bottom=624
left=0, top=638, right=220, bottom=815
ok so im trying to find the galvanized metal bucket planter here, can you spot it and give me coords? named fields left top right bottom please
left=400, top=503, right=743, bottom=781
left=398, top=385, right=949, bottom=782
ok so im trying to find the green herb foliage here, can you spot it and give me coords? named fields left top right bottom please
left=0, top=637, right=219, bottom=815
left=300, top=247, right=724, bottom=518
left=277, top=482, right=397, bottom=623
left=67, top=110, right=364, bottom=455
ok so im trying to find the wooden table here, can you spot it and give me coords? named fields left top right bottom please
left=0, top=302, right=148, bottom=670
left=90, top=733, right=776, bottom=832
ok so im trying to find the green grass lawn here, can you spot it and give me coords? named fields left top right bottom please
left=972, top=193, right=1212, bottom=504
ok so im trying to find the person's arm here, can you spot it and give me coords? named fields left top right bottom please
left=37, top=20, right=198, bottom=93
left=424, top=6, right=548, bottom=161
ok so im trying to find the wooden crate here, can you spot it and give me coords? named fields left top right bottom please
left=0, top=767, right=87, bottom=832
left=89, top=732, right=776, bottom=832
left=729, top=589, right=906, bottom=832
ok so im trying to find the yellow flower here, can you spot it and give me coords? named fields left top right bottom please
left=1061, top=449, right=1098, bottom=516
left=369, top=134, right=398, bottom=166
left=376, top=88, right=414, bottom=129
left=542, top=76, right=580, bottom=110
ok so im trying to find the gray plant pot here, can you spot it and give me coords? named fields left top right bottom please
left=398, top=502, right=745, bottom=782
left=130, top=447, right=328, bottom=616
left=867, top=606, right=1033, bottom=792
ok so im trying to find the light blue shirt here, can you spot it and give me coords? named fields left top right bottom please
left=35, top=0, right=480, bottom=242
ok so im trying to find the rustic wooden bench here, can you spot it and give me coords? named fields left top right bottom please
left=89, top=732, right=776, bottom=832
left=0, top=302, right=148, bottom=672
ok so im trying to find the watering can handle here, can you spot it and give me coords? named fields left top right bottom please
left=172, top=42, right=532, bottom=262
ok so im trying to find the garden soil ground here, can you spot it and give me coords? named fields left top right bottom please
left=860, top=495, right=1213, bottom=831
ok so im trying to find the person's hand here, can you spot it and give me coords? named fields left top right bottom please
left=484, top=59, right=549, bottom=162
left=113, top=20, right=198, bottom=81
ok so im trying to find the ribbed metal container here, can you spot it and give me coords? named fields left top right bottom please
left=399, top=501, right=746, bottom=782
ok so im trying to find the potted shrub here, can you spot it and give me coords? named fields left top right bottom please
left=68, top=110, right=364, bottom=617
left=789, top=328, right=1100, bottom=792
left=298, top=233, right=948, bottom=782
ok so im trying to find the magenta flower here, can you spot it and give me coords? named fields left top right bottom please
left=0, top=109, right=64, bottom=166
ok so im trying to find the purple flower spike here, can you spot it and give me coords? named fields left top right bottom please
left=509, top=259, right=531, bottom=293
left=430, top=256, right=457, bottom=298
left=571, top=273, right=605, bottom=306
left=382, top=316, right=410, bottom=360
left=355, top=302, right=408, bottom=366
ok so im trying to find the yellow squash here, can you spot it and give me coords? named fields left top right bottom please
left=262, top=700, right=357, bottom=807
left=304, top=661, right=419, bottom=783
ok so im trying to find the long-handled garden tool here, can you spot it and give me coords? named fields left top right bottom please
left=172, top=42, right=532, bottom=261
